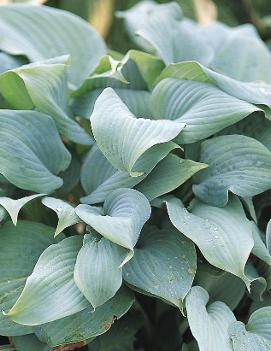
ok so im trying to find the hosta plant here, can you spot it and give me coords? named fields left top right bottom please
left=0, top=1, right=271, bottom=350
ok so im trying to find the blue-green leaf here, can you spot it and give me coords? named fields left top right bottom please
left=0, top=110, right=71, bottom=193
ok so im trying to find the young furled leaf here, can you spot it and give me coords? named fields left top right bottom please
left=90, top=88, right=185, bottom=177
left=76, top=188, right=151, bottom=261
left=42, top=197, right=80, bottom=236
left=74, top=233, right=127, bottom=309
left=185, top=286, right=236, bottom=351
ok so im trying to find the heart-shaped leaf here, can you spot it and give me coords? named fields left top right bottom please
left=74, top=233, right=127, bottom=309
left=123, top=227, right=197, bottom=307
left=167, top=196, right=254, bottom=287
left=0, top=110, right=71, bottom=193
left=193, top=135, right=271, bottom=206
left=6, top=236, right=89, bottom=326
left=185, top=286, right=236, bottom=351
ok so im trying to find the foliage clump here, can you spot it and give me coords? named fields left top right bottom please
left=0, top=1, right=271, bottom=350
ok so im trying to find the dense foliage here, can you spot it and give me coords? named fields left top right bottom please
left=0, top=1, right=271, bottom=350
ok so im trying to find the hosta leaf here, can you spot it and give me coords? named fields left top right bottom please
left=212, top=34, right=271, bottom=83
left=90, top=88, right=185, bottom=176
left=34, top=287, right=134, bottom=348
left=118, top=2, right=213, bottom=66
left=251, top=222, right=271, bottom=266
left=12, top=335, right=49, bottom=351
left=0, top=110, right=71, bottom=193
left=137, top=19, right=213, bottom=66
left=230, top=320, right=271, bottom=351
left=246, top=307, right=271, bottom=341
left=80, top=142, right=177, bottom=205
left=7, top=236, right=89, bottom=326
left=267, top=220, right=271, bottom=254
left=219, top=113, right=271, bottom=152
left=185, top=286, right=236, bottom=351
left=123, top=227, right=197, bottom=307
left=136, top=154, right=207, bottom=201
left=193, top=135, right=271, bottom=206
left=200, top=22, right=259, bottom=52
left=116, top=1, right=183, bottom=53
left=41, top=197, right=80, bottom=237
left=167, top=196, right=254, bottom=287
left=74, top=50, right=164, bottom=95
left=57, top=152, right=81, bottom=195
left=156, top=61, right=271, bottom=106
left=0, top=194, right=44, bottom=225
left=195, top=265, right=246, bottom=310
left=0, top=59, right=91, bottom=144
left=245, top=264, right=267, bottom=302
left=74, top=87, right=153, bottom=120
left=151, top=78, right=258, bottom=144
left=0, top=221, right=57, bottom=336
left=0, top=52, right=26, bottom=74
left=0, top=4, right=106, bottom=87
left=74, top=233, right=127, bottom=309
left=76, top=189, right=151, bottom=252
left=72, top=50, right=164, bottom=122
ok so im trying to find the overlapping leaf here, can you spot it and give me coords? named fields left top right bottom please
left=6, top=236, right=89, bottom=326
left=0, top=4, right=106, bottom=87
left=230, top=307, right=271, bottom=350
left=0, top=59, right=91, bottom=144
left=33, top=287, right=134, bottom=348
left=0, top=110, right=71, bottom=193
left=151, top=78, right=258, bottom=144
left=76, top=188, right=151, bottom=253
left=90, top=88, right=185, bottom=176
left=118, top=1, right=213, bottom=65
left=42, top=197, right=80, bottom=236
left=156, top=61, right=271, bottom=106
left=136, top=154, right=207, bottom=201
left=193, top=135, right=271, bottom=206
left=0, top=194, right=44, bottom=225
left=195, top=265, right=246, bottom=310
left=167, top=196, right=254, bottom=287
left=123, top=227, right=197, bottom=307
left=74, top=233, right=127, bottom=309
left=0, top=221, right=57, bottom=336
left=185, top=286, right=236, bottom=351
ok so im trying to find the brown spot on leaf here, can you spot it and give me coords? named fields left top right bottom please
left=102, top=315, right=118, bottom=332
